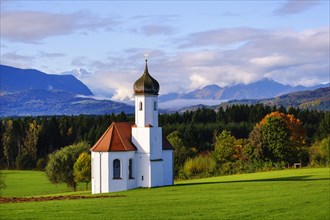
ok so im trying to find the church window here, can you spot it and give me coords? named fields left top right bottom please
left=139, top=101, right=142, bottom=111
left=154, top=101, right=157, bottom=110
left=113, top=159, right=121, bottom=179
left=129, top=159, right=134, bottom=179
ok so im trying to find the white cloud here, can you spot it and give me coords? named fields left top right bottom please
left=274, top=0, right=320, bottom=16
left=0, top=10, right=118, bottom=43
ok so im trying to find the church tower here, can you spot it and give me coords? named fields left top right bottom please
left=131, top=59, right=164, bottom=187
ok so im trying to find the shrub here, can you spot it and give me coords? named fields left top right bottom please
left=36, top=158, right=47, bottom=171
left=310, top=135, right=330, bottom=166
left=180, top=154, right=216, bottom=179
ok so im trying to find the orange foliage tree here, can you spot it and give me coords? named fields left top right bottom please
left=250, top=111, right=307, bottom=164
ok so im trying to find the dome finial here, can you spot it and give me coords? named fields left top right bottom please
left=133, top=59, right=159, bottom=95
left=144, top=59, right=148, bottom=73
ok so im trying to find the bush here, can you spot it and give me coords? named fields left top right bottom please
left=16, top=154, right=35, bottom=170
left=180, top=154, right=216, bottom=179
left=36, top=158, right=47, bottom=171
left=310, top=136, right=330, bottom=166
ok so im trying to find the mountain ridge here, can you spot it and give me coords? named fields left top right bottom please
left=159, top=78, right=329, bottom=102
left=0, top=65, right=93, bottom=96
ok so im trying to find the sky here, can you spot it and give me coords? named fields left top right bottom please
left=1, top=0, right=329, bottom=101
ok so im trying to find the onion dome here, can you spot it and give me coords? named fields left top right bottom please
left=133, top=59, right=159, bottom=95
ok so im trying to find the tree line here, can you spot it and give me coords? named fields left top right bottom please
left=1, top=104, right=329, bottom=181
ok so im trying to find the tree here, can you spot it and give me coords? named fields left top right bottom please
left=212, top=130, right=236, bottom=164
left=74, top=152, right=91, bottom=189
left=262, top=116, right=291, bottom=162
left=252, top=111, right=307, bottom=164
left=2, top=120, right=15, bottom=168
left=317, top=112, right=330, bottom=140
left=22, top=120, right=42, bottom=162
left=310, top=135, right=330, bottom=166
left=167, top=131, right=194, bottom=176
left=45, top=141, right=90, bottom=190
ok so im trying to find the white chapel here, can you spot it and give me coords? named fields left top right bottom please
left=90, top=60, right=174, bottom=194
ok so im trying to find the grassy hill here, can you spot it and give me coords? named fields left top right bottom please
left=1, top=168, right=329, bottom=219
left=219, top=87, right=330, bottom=111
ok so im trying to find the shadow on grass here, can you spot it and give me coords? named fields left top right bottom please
left=174, top=175, right=330, bottom=187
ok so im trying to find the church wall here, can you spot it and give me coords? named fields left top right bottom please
left=91, top=152, right=110, bottom=194
left=108, top=151, right=137, bottom=192
left=132, top=127, right=150, bottom=153
left=162, top=150, right=174, bottom=186
left=150, top=127, right=162, bottom=160
left=135, top=95, right=158, bottom=127
left=150, top=160, right=164, bottom=187
left=136, top=152, right=151, bottom=187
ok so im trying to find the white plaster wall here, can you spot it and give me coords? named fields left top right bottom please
left=108, top=151, right=137, bottom=192
left=136, top=152, right=151, bottom=187
left=162, top=150, right=174, bottom=186
left=91, top=152, right=110, bottom=194
left=150, top=160, right=163, bottom=187
left=150, top=127, right=162, bottom=160
left=135, top=95, right=158, bottom=127
left=91, top=152, right=99, bottom=194
left=132, top=127, right=150, bottom=153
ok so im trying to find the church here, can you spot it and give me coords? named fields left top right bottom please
left=90, top=60, right=174, bottom=194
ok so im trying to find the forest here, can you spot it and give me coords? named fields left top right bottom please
left=1, top=104, right=329, bottom=180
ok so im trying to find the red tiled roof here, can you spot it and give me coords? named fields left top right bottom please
left=90, top=122, right=174, bottom=152
left=90, top=122, right=137, bottom=152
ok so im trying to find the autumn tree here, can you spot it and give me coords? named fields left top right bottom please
left=250, top=111, right=307, bottom=164
left=74, top=152, right=91, bottom=189
left=22, top=120, right=42, bottom=161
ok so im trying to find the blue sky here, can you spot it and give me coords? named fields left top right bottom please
left=1, top=0, right=329, bottom=100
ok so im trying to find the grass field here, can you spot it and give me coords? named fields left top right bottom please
left=1, top=168, right=329, bottom=219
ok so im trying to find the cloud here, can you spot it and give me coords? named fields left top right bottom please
left=83, top=24, right=328, bottom=100
left=0, top=52, right=36, bottom=68
left=274, top=0, right=320, bottom=16
left=0, top=10, right=118, bottom=43
left=127, top=15, right=177, bottom=36
left=179, top=27, right=265, bottom=48
left=38, top=51, right=66, bottom=58
left=140, top=24, right=174, bottom=36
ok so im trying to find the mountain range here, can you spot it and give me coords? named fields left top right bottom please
left=159, top=78, right=329, bottom=102
left=0, top=65, right=134, bottom=116
left=0, top=64, right=328, bottom=116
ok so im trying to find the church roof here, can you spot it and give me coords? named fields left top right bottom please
left=90, top=122, right=137, bottom=152
left=133, top=60, right=160, bottom=95
left=90, top=122, right=174, bottom=152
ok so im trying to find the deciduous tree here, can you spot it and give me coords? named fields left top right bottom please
left=45, top=141, right=89, bottom=190
left=74, top=152, right=91, bottom=189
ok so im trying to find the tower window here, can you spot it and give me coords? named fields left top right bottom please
left=154, top=101, right=157, bottom=110
left=113, top=159, right=121, bottom=179
left=139, top=101, right=142, bottom=111
left=129, top=159, right=134, bottom=179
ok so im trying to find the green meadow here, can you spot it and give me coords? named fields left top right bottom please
left=1, top=168, right=329, bottom=220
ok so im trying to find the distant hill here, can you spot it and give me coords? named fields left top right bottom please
left=159, top=78, right=329, bottom=103
left=0, top=65, right=134, bottom=116
left=0, top=65, right=93, bottom=96
left=217, top=87, right=330, bottom=111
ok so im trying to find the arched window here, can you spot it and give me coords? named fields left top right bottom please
left=129, top=159, right=133, bottom=179
left=154, top=101, right=157, bottom=110
left=113, top=159, right=121, bottom=179
left=139, top=101, right=143, bottom=111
